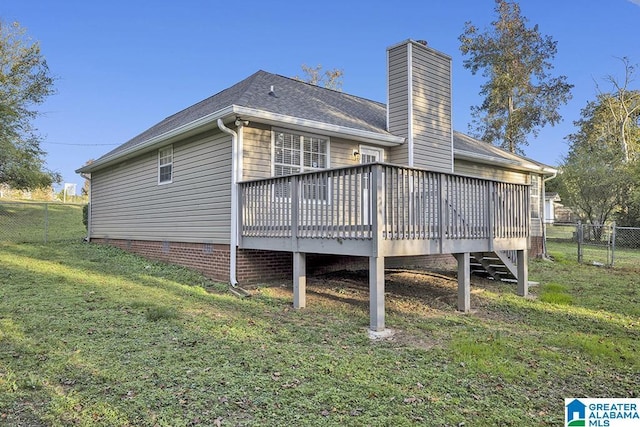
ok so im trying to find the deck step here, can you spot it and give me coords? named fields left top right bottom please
left=470, top=251, right=518, bottom=282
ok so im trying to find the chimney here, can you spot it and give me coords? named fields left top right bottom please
left=386, top=39, right=453, bottom=172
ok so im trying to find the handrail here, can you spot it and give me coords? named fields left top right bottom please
left=238, top=163, right=529, bottom=244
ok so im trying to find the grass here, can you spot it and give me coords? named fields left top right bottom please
left=0, top=202, right=86, bottom=243
left=545, top=223, right=640, bottom=269
left=0, top=241, right=639, bottom=426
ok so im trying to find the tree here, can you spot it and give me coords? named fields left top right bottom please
left=0, top=20, right=59, bottom=190
left=459, top=0, right=573, bottom=154
left=294, top=64, right=344, bottom=91
left=557, top=60, right=640, bottom=227
left=80, top=159, right=94, bottom=196
left=595, top=57, right=640, bottom=163
left=557, top=134, right=629, bottom=227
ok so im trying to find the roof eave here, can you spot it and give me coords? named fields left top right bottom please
left=232, top=106, right=405, bottom=146
left=454, top=149, right=557, bottom=175
left=77, top=105, right=405, bottom=174
left=76, top=106, right=236, bottom=173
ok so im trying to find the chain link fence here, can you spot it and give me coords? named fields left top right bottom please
left=0, top=201, right=87, bottom=243
left=546, top=222, right=640, bottom=268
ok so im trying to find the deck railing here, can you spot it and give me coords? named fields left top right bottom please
left=239, top=163, right=529, bottom=245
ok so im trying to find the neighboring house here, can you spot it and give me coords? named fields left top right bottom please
left=544, top=192, right=562, bottom=224
left=77, top=40, right=556, bottom=332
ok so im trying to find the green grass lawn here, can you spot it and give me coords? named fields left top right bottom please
left=1, top=241, right=638, bottom=426
left=0, top=202, right=86, bottom=243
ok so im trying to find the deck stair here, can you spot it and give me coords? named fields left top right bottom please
left=470, top=251, right=518, bottom=282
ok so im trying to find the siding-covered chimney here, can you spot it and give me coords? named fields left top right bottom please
left=387, top=39, right=453, bottom=173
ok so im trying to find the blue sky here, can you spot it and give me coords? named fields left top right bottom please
left=4, top=0, right=640, bottom=193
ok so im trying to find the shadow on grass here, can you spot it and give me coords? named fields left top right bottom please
left=2, top=241, right=639, bottom=426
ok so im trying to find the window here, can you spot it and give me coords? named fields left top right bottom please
left=274, top=129, right=328, bottom=174
left=158, top=146, right=173, bottom=184
left=530, top=174, right=540, bottom=219
left=273, top=129, right=329, bottom=199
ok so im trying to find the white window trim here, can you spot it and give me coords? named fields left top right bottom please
left=358, top=145, right=384, bottom=163
left=271, top=128, right=331, bottom=203
left=271, top=127, right=331, bottom=176
left=530, top=174, right=540, bottom=219
left=158, top=145, right=173, bottom=185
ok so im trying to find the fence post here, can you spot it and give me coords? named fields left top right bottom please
left=577, top=220, right=583, bottom=263
left=610, top=221, right=616, bottom=267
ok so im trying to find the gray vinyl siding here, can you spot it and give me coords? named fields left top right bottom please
left=410, top=43, right=452, bottom=173
left=241, top=124, right=370, bottom=180
left=242, top=123, right=272, bottom=180
left=454, top=159, right=529, bottom=184
left=330, top=137, right=363, bottom=167
left=454, top=159, right=544, bottom=237
left=90, top=130, right=233, bottom=243
left=387, top=40, right=453, bottom=171
left=530, top=175, right=543, bottom=238
left=387, top=43, right=410, bottom=165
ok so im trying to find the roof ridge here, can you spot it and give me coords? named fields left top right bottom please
left=159, top=70, right=267, bottom=122
left=254, top=71, right=387, bottom=108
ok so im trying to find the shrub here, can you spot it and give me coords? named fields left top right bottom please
left=82, top=204, right=89, bottom=229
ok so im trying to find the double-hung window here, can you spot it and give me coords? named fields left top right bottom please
left=273, top=129, right=329, bottom=199
left=530, top=174, right=540, bottom=219
left=158, top=146, right=173, bottom=184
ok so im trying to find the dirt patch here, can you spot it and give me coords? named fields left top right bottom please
left=305, top=268, right=487, bottom=312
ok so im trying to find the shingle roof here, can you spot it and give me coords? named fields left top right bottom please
left=453, top=131, right=554, bottom=172
left=86, top=70, right=555, bottom=173
left=98, top=70, right=392, bottom=161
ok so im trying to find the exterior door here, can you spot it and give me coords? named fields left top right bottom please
left=360, top=147, right=383, bottom=224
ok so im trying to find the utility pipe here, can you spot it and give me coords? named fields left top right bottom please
left=217, top=118, right=244, bottom=287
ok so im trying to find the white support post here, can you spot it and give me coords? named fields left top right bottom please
left=517, top=249, right=528, bottom=297
left=455, top=253, right=471, bottom=312
left=369, top=255, right=385, bottom=332
left=293, top=252, right=306, bottom=309
left=369, top=165, right=386, bottom=332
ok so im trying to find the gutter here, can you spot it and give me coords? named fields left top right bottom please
left=217, top=118, right=241, bottom=288
left=454, top=148, right=558, bottom=176
left=76, top=106, right=234, bottom=174
left=77, top=105, right=404, bottom=175
left=217, top=117, right=251, bottom=298
left=231, top=106, right=405, bottom=146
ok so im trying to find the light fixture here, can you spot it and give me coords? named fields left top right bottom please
left=352, top=149, right=360, bottom=160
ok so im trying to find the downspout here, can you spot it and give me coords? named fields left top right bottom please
left=542, top=170, right=558, bottom=258
left=217, top=118, right=241, bottom=287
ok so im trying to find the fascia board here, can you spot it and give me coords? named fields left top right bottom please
left=76, top=105, right=235, bottom=173
left=454, top=149, right=557, bottom=175
left=232, top=106, right=405, bottom=146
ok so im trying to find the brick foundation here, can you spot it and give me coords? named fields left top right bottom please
left=530, top=236, right=545, bottom=258
left=91, top=237, right=541, bottom=284
left=91, top=239, right=292, bottom=283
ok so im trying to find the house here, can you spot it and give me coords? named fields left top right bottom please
left=77, top=40, right=556, bottom=332
left=544, top=192, right=561, bottom=224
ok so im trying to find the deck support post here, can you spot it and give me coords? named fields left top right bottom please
left=293, top=252, right=306, bottom=309
left=454, top=253, right=471, bottom=312
left=516, top=249, right=528, bottom=297
left=369, top=256, right=385, bottom=332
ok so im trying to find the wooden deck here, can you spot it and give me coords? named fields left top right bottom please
left=238, top=163, right=530, bottom=331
